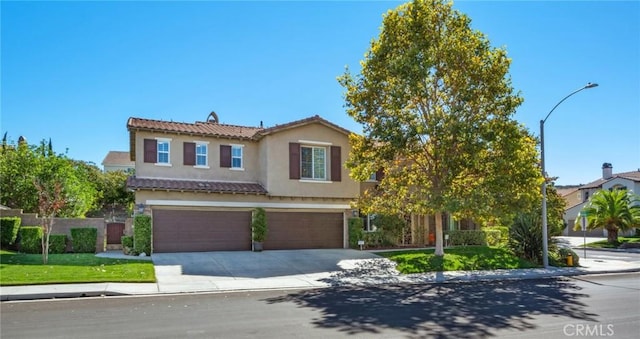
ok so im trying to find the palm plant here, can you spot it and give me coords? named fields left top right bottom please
left=580, top=189, right=640, bottom=244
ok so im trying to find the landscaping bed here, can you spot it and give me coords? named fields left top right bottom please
left=378, top=246, right=538, bottom=274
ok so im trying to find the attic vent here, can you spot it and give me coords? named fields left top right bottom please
left=207, top=111, right=219, bottom=123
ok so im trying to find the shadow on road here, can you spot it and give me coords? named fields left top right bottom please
left=264, top=278, right=597, bottom=338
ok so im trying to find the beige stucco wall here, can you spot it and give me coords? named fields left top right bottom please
left=135, top=190, right=353, bottom=210
left=260, top=123, right=360, bottom=199
left=133, top=122, right=361, bottom=200
left=134, top=131, right=260, bottom=182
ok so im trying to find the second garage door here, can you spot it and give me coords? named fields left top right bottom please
left=153, top=209, right=251, bottom=253
left=264, top=212, right=343, bottom=250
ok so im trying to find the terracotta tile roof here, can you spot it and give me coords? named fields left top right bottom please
left=256, top=115, right=351, bottom=137
left=127, top=176, right=268, bottom=195
left=102, top=151, right=134, bottom=166
left=127, top=117, right=263, bottom=140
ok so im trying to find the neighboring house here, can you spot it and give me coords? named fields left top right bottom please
left=102, top=151, right=135, bottom=173
left=563, top=163, right=640, bottom=236
left=126, top=114, right=360, bottom=253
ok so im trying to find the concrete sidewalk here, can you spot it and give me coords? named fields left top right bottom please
left=2, top=249, right=640, bottom=302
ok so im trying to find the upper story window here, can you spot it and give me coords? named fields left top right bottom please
left=231, top=145, right=243, bottom=169
left=220, top=144, right=244, bottom=170
left=157, top=140, right=170, bottom=164
left=144, top=138, right=172, bottom=166
left=196, top=143, right=208, bottom=167
left=301, top=146, right=326, bottom=180
left=289, top=142, right=341, bottom=182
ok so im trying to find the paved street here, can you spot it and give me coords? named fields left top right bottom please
left=2, top=272, right=638, bottom=338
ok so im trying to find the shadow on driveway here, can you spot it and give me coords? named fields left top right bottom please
left=151, top=249, right=382, bottom=279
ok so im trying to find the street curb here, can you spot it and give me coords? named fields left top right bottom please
left=572, top=247, right=640, bottom=254
left=3, top=268, right=639, bottom=302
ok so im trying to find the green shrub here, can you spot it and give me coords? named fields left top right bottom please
left=0, top=217, right=21, bottom=247
left=484, top=226, right=509, bottom=247
left=371, top=214, right=406, bottom=244
left=19, top=226, right=43, bottom=254
left=551, top=247, right=580, bottom=267
left=251, top=208, right=267, bottom=242
left=447, top=230, right=487, bottom=246
left=70, top=228, right=97, bottom=253
left=508, top=213, right=555, bottom=265
left=48, top=234, right=67, bottom=254
left=348, top=217, right=364, bottom=249
left=134, top=214, right=151, bottom=255
left=122, top=235, right=133, bottom=248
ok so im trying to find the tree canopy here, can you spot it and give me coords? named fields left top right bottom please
left=339, top=0, right=542, bottom=254
left=0, top=137, right=133, bottom=217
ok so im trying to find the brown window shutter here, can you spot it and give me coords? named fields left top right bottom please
left=143, top=139, right=157, bottom=163
left=183, top=142, right=195, bottom=166
left=331, top=146, right=341, bottom=182
left=375, top=168, right=385, bottom=181
left=220, top=145, right=231, bottom=168
left=289, top=143, right=300, bottom=179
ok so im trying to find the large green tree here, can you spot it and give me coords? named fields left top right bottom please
left=0, top=139, right=98, bottom=217
left=339, top=0, right=541, bottom=255
left=579, top=189, right=640, bottom=244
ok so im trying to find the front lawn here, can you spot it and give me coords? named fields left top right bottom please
left=0, top=250, right=156, bottom=286
left=378, top=246, right=538, bottom=274
left=584, top=236, right=640, bottom=249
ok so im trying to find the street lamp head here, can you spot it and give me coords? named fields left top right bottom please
left=585, top=82, right=599, bottom=89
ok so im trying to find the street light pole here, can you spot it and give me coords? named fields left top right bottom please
left=540, top=82, right=598, bottom=268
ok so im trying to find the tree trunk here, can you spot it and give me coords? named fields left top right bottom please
left=435, top=212, right=444, bottom=256
left=606, top=225, right=618, bottom=244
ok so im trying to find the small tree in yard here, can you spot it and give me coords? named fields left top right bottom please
left=34, top=179, right=65, bottom=264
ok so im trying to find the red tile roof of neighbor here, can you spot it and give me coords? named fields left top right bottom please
left=127, top=177, right=268, bottom=195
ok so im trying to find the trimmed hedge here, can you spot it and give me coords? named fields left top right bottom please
left=19, top=226, right=43, bottom=254
left=134, top=214, right=151, bottom=255
left=348, top=217, right=364, bottom=249
left=70, top=228, right=97, bottom=253
left=1, top=217, right=21, bottom=247
left=48, top=234, right=67, bottom=254
left=447, top=230, right=487, bottom=246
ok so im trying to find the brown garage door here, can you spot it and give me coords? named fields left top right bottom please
left=264, top=212, right=343, bottom=250
left=152, top=209, right=251, bottom=252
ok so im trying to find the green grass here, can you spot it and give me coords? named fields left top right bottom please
left=0, top=250, right=156, bottom=286
left=584, top=236, right=640, bottom=249
left=378, top=246, right=538, bottom=274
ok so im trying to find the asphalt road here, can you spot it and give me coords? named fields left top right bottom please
left=1, top=273, right=639, bottom=338
left=579, top=249, right=640, bottom=263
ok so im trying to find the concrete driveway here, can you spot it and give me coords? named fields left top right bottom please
left=151, top=249, right=384, bottom=293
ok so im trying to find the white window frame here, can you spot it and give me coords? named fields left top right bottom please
left=195, top=141, right=209, bottom=168
left=230, top=144, right=244, bottom=170
left=155, top=138, right=171, bottom=166
left=301, top=145, right=326, bottom=180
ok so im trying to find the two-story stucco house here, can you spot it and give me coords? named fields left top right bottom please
left=126, top=114, right=360, bottom=253
left=563, top=163, right=640, bottom=236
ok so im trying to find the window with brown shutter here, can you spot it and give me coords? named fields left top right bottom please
left=220, top=145, right=231, bottom=168
left=331, top=146, right=341, bottom=182
left=375, top=168, right=385, bottom=181
left=183, top=142, right=195, bottom=166
left=143, top=139, right=157, bottom=163
left=289, top=143, right=300, bottom=179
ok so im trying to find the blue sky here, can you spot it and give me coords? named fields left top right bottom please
left=2, top=1, right=638, bottom=186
